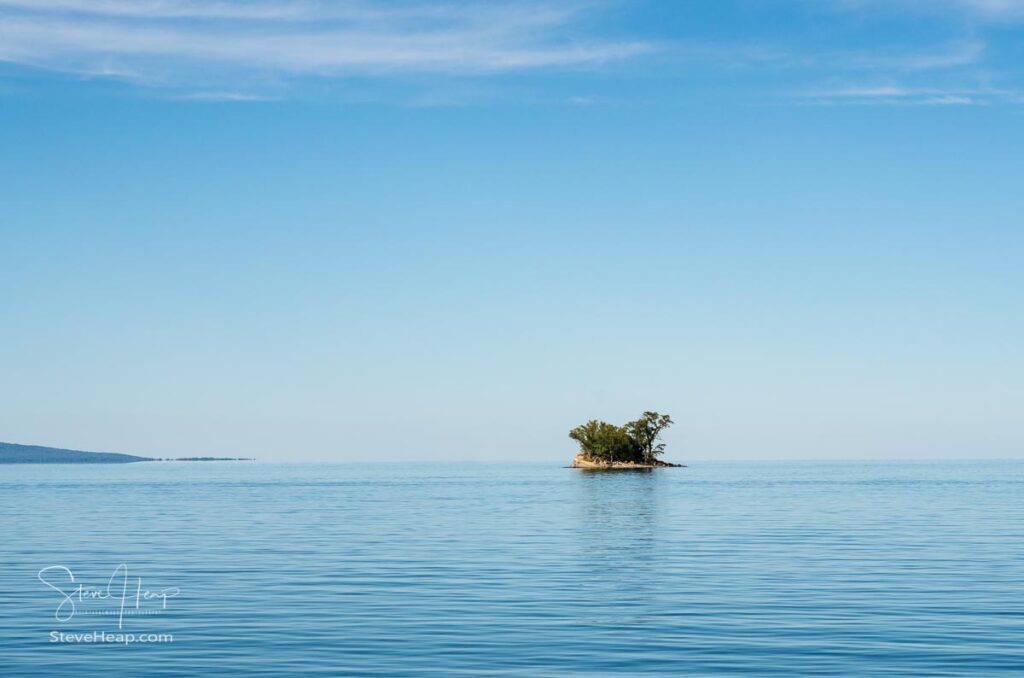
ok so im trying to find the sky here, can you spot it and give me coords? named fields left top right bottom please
left=1, top=0, right=1022, bottom=462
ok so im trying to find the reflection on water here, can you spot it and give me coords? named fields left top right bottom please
left=3, top=461, right=1024, bottom=675
left=572, top=469, right=665, bottom=627
left=575, top=468, right=661, bottom=545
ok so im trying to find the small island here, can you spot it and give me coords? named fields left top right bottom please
left=568, top=411, right=684, bottom=469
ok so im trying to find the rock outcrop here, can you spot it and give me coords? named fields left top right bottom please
left=569, top=453, right=685, bottom=469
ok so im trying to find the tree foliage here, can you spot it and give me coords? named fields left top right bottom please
left=569, top=412, right=674, bottom=464
left=624, top=411, right=674, bottom=464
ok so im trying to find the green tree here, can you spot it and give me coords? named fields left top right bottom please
left=624, top=412, right=674, bottom=464
left=568, top=420, right=603, bottom=457
left=569, top=420, right=640, bottom=464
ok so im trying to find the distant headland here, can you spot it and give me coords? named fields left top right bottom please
left=0, top=442, right=251, bottom=464
left=568, top=411, right=684, bottom=469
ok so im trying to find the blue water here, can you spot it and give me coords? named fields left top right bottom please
left=2, top=461, right=1023, bottom=675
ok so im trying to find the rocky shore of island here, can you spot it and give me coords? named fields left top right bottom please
left=569, top=453, right=685, bottom=469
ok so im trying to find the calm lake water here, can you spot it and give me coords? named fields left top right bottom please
left=2, top=461, right=1023, bottom=676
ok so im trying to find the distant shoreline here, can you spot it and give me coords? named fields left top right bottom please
left=0, top=442, right=251, bottom=464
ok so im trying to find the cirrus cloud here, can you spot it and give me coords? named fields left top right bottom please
left=0, top=0, right=652, bottom=93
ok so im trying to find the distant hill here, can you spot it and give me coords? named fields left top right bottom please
left=0, top=442, right=154, bottom=464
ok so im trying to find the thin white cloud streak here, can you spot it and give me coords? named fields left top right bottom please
left=0, top=1, right=651, bottom=87
left=0, top=0, right=581, bottom=24
left=0, top=0, right=369, bottom=21
left=832, top=0, right=1024, bottom=21
left=944, top=0, right=1024, bottom=20
left=0, top=0, right=311, bottom=20
left=660, top=36, right=985, bottom=76
left=800, top=83, right=1024, bottom=105
left=177, top=90, right=277, bottom=101
left=865, top=40, right=984, bottom=71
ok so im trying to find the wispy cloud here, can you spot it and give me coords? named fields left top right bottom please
left=1, top=0, right=1021, bottom=107
left=799, top=83, right=1024, bottom=105
left=939, top=0, right=1024, bottom=20
left=176, top=89, right=277, bottom=102
left=832, top=0, right=1024, bottom=21
left=803, top=0, right=1024, bottom=105
left=850, top=40, right=984, bottom=71
left=0, top=1, right=651, bottom=94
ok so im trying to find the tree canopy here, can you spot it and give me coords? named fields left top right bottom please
left=569, top=412, right=674, bottom=464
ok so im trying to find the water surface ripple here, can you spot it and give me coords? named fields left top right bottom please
left=2, top=461, right=1022, bottom=675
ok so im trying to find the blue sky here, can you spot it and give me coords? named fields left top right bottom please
left=1, top=1, right=1022, bottom=461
